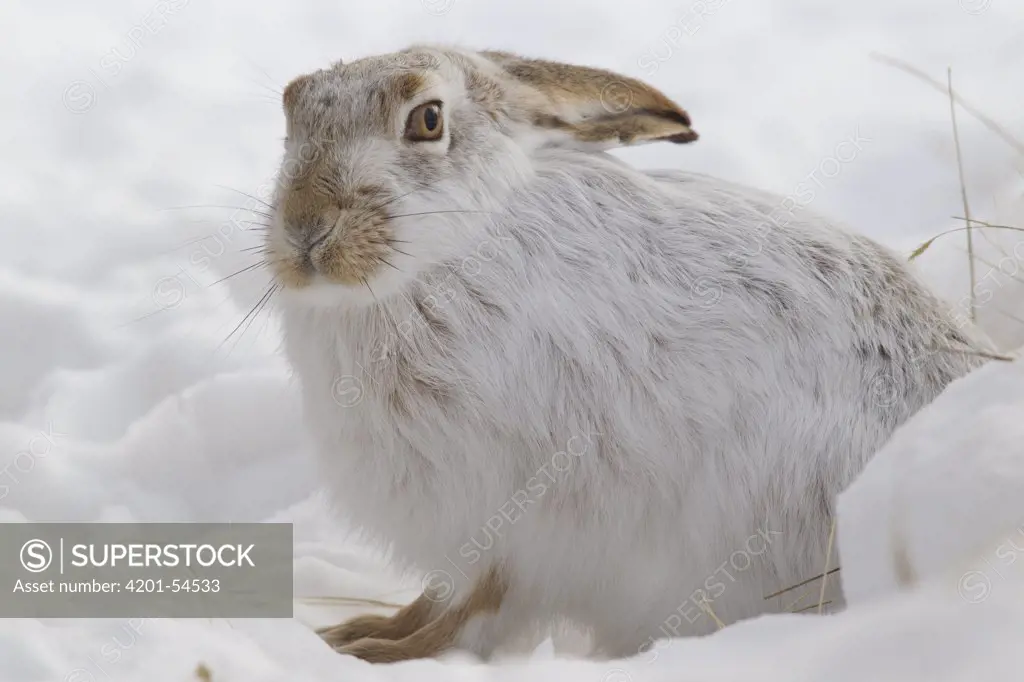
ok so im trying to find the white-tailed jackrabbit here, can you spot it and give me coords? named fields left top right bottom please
left=266, top=45, right=988, bottom=662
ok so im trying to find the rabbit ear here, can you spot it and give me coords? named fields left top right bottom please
left=481, top=50, right=698, bottom=151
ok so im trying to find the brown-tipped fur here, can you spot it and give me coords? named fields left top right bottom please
left=282, top=74, right=312, bottom=115
left=327, top=567, right=507, bottom=664
left=482, top=50, right=698, bottom=146
left=317, top=592, right=437, bottom=648
left=272, top=172, right=395, bottom=289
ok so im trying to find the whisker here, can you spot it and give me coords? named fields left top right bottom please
left=241, top=56, right=285, bottom=96
left=363, top=278, right=403, bottom=359
left=158, top=227, right=268, bottom=255
left=232, top=283, right=279, bottom=355
left=155, top=233, right=222, bottom=255
left=368, top=181, right=437, bottom=214
left=250, top=97, right=284, bottom=108
left=234, top=221, right=272, bottom=231
left=389, top=210, right=496, bottom=219
left=376, top=257, right=400, bottom=272
left=209, top=261, right=267, bottom=287
left=116, top=305, right=172, bottom=328
left=214, top=184, right=277, bottom=210
left=161, top=204, right=274, bottom=219
left=251, top=81, right=285, bottom=99
left=219, top=283, right=278, bottom=350
left=178, top=218, right=271, bottom=231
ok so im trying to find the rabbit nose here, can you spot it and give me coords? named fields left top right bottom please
left=292, top=210, right=341, bottom=254
left=304, top=224, right=333, bottom=252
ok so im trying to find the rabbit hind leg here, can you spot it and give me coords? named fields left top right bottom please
left=317, top=591, right=438, bottom=648
left=336, top=566, right=507, bottom=663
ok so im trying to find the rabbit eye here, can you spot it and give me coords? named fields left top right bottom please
left=405, top=101, right=444, bottom=142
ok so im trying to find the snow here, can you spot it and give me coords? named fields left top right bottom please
left=838, top=355, right=1024, bottom=606
left=2, top=0, right=1024, bottom=679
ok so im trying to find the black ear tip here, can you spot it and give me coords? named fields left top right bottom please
left=667, top=129, right=699, bottom=144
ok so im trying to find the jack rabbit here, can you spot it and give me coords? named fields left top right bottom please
left=266, top=45, right=988, bottom=662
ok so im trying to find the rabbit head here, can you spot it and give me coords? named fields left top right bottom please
left=267, top=45, right=697, bottom=307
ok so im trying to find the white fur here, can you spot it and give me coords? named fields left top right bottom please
left=273, top=48, right=989, bottom=659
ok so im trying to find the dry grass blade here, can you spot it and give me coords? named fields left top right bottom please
left=947, top=67, right=977, bottom=321
left=298, top=595, right=405, bottom=609
left=952, top=217, right=1024, bottom=231
left=783, top=584, right=824, bottom=613
left=793, top=601, right=832, bottom=614
left=909, top=223, right=1024, bottom=261
left=764, top=567, right=841, bottom=601
left=870, top=53, right=1024, bottom=156
left=697, top=597, right=726, bottom=630
left=908, top=237, right=939, bottom=261
left=818, top=520, right=837, bottom=614
left=963, top=251, right=1024, bottom=328
left=958, top=243, right=1024, bottom=288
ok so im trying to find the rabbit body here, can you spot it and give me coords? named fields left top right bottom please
left=280, top=145, right=984, bottom=657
